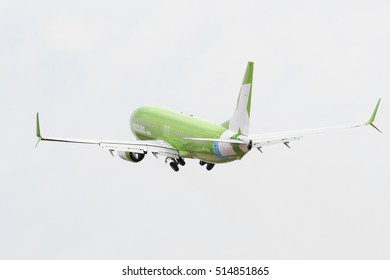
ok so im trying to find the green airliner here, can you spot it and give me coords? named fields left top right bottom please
left=36, top=62, right=381, bottom=172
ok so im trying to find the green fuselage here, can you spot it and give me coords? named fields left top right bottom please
left=130, top=106, right=246, bottom=163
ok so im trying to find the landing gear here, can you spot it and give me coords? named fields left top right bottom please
left=166, top=158, right=215, bottom=172
left=166, top=158, right=180, bottom=172
left=206, top=163, right=215, bottom=171
left=200, top=160, right=215, bottom=171
left=169, top=161, right=179, bottom=172
left=177, top=157, right=186, bottom=166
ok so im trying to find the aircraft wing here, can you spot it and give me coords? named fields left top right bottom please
left=250, top=99, right=382, bottom=151
left=35, top=113, right=179, bottom=159
left=99, top=140, right=179, bottom=158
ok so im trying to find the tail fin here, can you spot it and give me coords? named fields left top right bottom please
left=224, top=61, right=254, bottom=135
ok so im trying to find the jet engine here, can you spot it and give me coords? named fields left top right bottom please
left=237, top=135, right=253, bottom=151
left=117, top=151, right=145, bottom=163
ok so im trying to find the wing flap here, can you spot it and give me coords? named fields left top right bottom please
left=101, top=140, right=179, bottom=158
left=253, top=136, right=301, bottom=148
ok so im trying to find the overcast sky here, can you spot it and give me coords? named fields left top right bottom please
left=0, top=0, right=389, bottom=259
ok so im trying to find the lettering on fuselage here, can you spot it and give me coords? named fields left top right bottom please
left=133, top=123, right=151, bottom=136
left=162, top=125, right=170, bottom=137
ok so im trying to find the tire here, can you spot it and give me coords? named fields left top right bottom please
left=169, top=162, right=179, bottom=172
left=177, top=157, right=186, bottom=166
left=206, top=163, right=215, bottom=171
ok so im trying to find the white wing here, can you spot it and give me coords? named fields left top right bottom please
left=250, top=99, right=382, bottom=151
left=35, top=113, right=179, bottom=159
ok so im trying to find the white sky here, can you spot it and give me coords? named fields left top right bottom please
left=0, top=0, right=389, bottom=259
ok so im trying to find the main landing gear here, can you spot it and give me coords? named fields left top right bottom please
left=167, top=157, right=185, bottom=172
left=206, top=163, right=215, bottom=171
left=199, top=161, right=215, bottom=171
left=169, top=161, right=179, bottom=172
left=177, top=157, right=186, bottom=166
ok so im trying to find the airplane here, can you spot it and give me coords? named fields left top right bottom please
left=35, top=61, right=382, bottom=172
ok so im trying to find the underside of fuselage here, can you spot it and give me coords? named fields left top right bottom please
left=190, top=152, right=244, bottom=164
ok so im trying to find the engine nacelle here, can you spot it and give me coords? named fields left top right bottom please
left=117, top=151, right=145, bottom=163
left=237, top=135, right=253, bottom=151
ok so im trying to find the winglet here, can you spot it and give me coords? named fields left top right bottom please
left=366, top=98, right=382, bottom=133
left=35, top=112, right=42, bottom=147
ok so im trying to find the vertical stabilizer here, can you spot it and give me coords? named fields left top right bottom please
left=227, top=61, right=253, bottom=135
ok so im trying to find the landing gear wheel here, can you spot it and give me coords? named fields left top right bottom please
left=206, top=163, right=215, bottom=171
left=177, top=157, right=186, bottom=166
left=169, top=162, right=179, bottom=172
left=199, top=161, right=206, bottom=166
